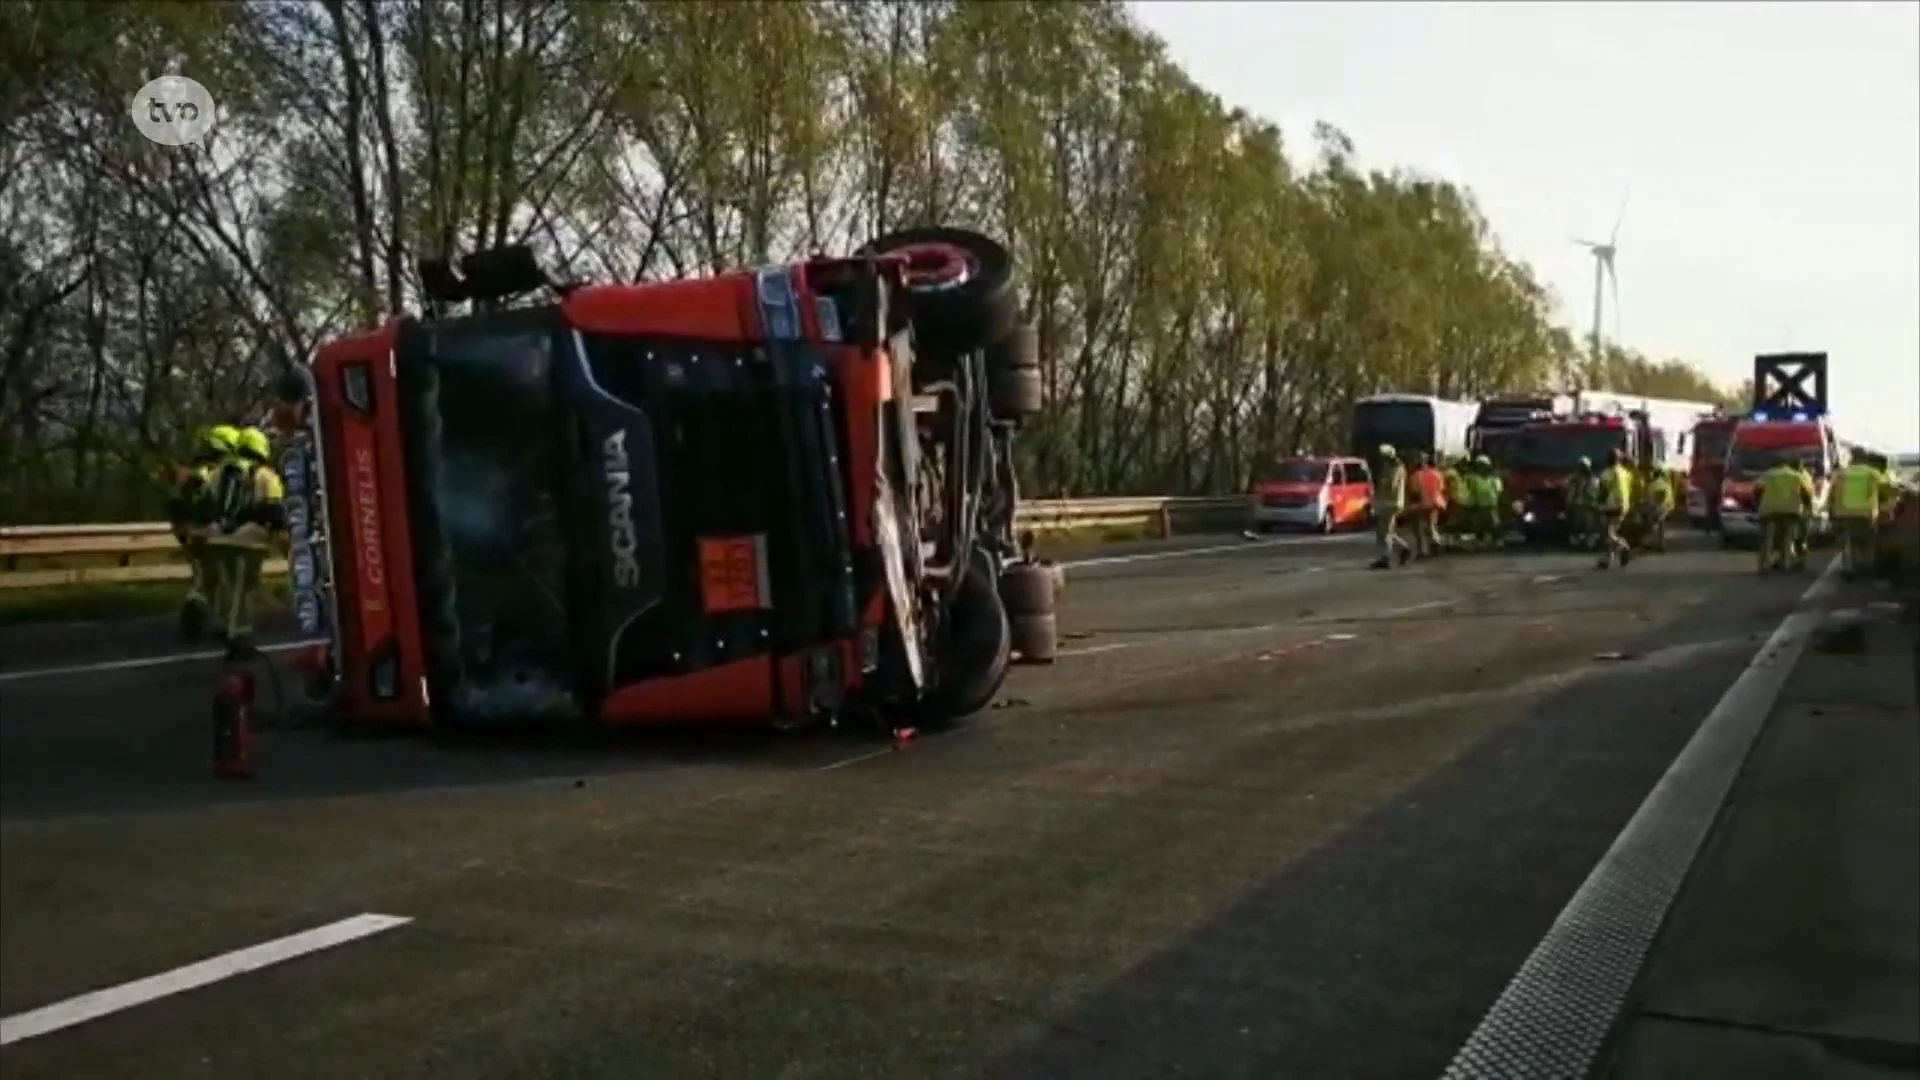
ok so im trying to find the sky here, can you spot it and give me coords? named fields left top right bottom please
left=1128, top=0, right=1920, bottom=450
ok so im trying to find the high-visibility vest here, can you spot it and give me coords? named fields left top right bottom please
left=1444, top=468, right=1466, bottom=505
left=1413, top=467, right=1445, bottom=509
left=1757, top=465, right=1811, bottom=516
left=1646, top=474, right=1673, bottom=512
left=1601, top=465, right=1632, bottom=512
left=206, top=461, right=287, bottom=549
left=1832, top=463, right=1881, bottom=519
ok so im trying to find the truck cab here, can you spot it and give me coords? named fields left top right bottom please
left=1685, top=414, right=1739, bottom=530
left=1505, top=412, right=1666, bottom=541
left=1467, top=395, right=1570, bottom=468
left=277, top=231, right=1048, bottom=733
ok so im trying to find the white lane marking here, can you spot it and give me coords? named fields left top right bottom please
left=1376, top=599, right=1453, bottom=618
left=817, top=747, right=894, bottom=771
left=1059, top=533, right=1359, bottom=570
left=0, top=913, right=412, bottom=1047
left=0, top=639, right=324, bottom=685
left=1057, top=642, right=1135, bottom=658
left=1441, top=561, right=1843, bottom=1079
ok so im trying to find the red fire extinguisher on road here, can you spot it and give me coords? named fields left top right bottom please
left=213, top=668, right=257, bottom=780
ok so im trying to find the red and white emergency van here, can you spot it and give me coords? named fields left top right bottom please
left=1716, top=411, right=1841, bottom=545
left=1247, top=456, right=1373, bottom=533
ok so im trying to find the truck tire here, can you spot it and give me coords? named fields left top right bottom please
left=917, top=554, right=1011, bottom=728
left=986, top=324, right=1042, bottom=419
left=1011, top=613, right=1058, bottom=663
left=860, top=227, right=1019, bottom=354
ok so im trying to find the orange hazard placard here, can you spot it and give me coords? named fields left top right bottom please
left=697, top=535, right=769, bottom=615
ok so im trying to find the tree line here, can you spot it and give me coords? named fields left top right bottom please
left=0, top=0, right=1741, bottom=523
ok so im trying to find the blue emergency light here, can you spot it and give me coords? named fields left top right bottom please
left=1748, top=408, right=1820, bottom=423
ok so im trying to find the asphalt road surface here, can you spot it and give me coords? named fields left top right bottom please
left=0, top=532, right=1831, bottom=1079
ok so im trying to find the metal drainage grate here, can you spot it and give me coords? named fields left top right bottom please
left=1441, top=563, right=1842, bottom=1080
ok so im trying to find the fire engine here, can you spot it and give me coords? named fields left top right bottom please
left=1684, top=412, right=1740, bottom=530
left=270, top=229, right=1056, bottom=734
left=1503, top=410, right=1665, bottom=543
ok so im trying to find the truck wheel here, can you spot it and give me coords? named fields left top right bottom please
left=861, top=227, right=1018, bottom=354
left=917, top=555, right=1011, bottom=728
left=986, top=324, right=1042, bottom=419
left=1010, top=613, right=1058, bottom=663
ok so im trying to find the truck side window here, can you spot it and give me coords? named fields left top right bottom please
left=1351, top=461, right=1371, bottom=486
left=1329, top=463, right=1346, bottom=486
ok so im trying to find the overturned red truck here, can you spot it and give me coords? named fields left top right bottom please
left=272, top=229, right=1056, bottom=733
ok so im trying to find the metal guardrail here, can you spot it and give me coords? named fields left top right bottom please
left=0, top=496, right=1250, bottom=590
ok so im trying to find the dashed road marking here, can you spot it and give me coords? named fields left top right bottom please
left=0, top=913, right=412, bottom=1047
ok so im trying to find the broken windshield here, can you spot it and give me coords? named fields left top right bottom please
left=404, top=310, right=584, bottom=719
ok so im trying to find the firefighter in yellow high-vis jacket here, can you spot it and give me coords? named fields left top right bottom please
left=167, top=425, right=241, bottom=640
left=203, top=427, right=287, bottom=657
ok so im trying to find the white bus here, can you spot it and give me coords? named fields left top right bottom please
left=1349, top=393, right=1480, bottom=464
left=1572, top=391, right=1720, bottom=475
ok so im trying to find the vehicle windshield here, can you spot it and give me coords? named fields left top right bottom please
left=402, top=311, right=586, bottom=716
left=1477, top=428, right=1523, bottom=467
left=1260, top=460, right=1328, bottom=484
left=1351, top=401, right=1434, bottom=458
left=1693, top=423, right=1735, bottom=461
left=1727, top=440, right=1824, bottom=479
left=1512, top=427, right=1626, bottom=472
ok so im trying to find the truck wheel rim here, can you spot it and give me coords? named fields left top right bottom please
left=894, top=242, right=975, bottom=293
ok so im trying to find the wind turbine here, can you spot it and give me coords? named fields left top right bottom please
left=1573, top=189, right=1629, bottom=373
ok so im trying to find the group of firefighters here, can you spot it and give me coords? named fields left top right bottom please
left=1751, top=452, right=1906, bottom=576
left=165, top=422, right=288, bottom=658
left=1362, top=444, right=1663, bottom=571
left=1361, top=443, right=1906, bottom=576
